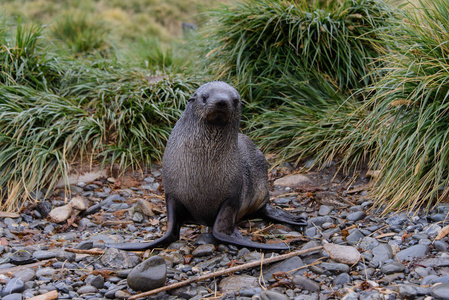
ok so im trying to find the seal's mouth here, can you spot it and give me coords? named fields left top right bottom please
left=206, top=110, right=230, bottom=125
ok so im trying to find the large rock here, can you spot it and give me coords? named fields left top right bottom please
left=273, top=174, right=313, bottom=187
left=323, top=243, right=361, bottom=265
left=127, top=255, right=167, bottom=292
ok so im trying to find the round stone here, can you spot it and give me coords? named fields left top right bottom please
left=431, top=282, right=449, bottom=300
left=323, top=243, right=361, bottom=265
left=346, top=211, right=366, bottom=222
left=2, top=278, right=25, bottom=295
left=396, top=244, right=429, bottom=262
left=127, top=255, right=167, bottom=292
left=192, top=244, right=216, bottom=257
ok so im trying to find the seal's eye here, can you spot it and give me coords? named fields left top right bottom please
left=201, top=94, right=208, bottom=104
left=233, top=98, right=239, bottom=107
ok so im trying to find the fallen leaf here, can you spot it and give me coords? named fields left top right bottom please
left=435, top=224, right=449, bottom=240
left=0, top=237, right=8, bottom=246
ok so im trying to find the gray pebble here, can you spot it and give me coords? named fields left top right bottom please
left=77, top=285, right=98, bottom=294
left=240, top=287, right=262, bottom=296
left=2, top=278, right=25, bottom=296
left=2, top=294, right=23, bottom=300
left=85, top=274, right=104, bottom=289
left=346, top=211, right=366, bottom=222
left=342, top=291, right=358, bottom=300
left=293, top=276, right=320, bottom=292
left=381, top=261, right=405, bottom=274
left=372, top=243, right=393, bottom=264
left=386, top=214, right=408, bottom=226
left=264, top=256, right=305, bottom=281
left=424, top=224, right=442, bottom=237
left=333, top=273, right=351, bottom=286
left=431, top=213, right=448, bottom=222
left=422, top=275, right=440, bottom=286
left=308, top=216, right=332, bottom=227
left=305, top=227, right=317, bottom=237
left=36, top=267, right=56, bottom=278
left=260, top=290, right=289, bottom=300
left=359, top=236, right=379, bottom=251
left=396, top=244, right=429, bottom=262
left=132, top=212, right=144, bottom=223
left=346, top=229, right=365, bottom=244
left=192, top=244, right=215, bottom=257
left=100, top=248, right=141, bottom=269
left=318, top=205, right=333, bottom=216
left=398, top=284, right=419, bottom=298
left=428, top=284, right=448, bottom=300
left=320, top=262, right=350, bottom=273
left=13, top=268, right=36, bottom=282
left=75, top=240, right=94, bottom=250
left=378, top=273, right=405, bottom=284
left=434, top=240, right=448, bottom=252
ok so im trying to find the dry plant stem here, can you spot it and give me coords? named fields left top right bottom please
left=128, top=246, right=324, bottom=300
left=64, top=248, right=105, bottom=255
left=0, top=259, right=56, bottom=274
left=27, top=290, right=59, bottom=300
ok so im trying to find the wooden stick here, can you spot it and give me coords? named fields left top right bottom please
left=64, top=248, right=105, bottom=255
left=27, top=290, right=59, bottom=300
left=128, top=246, right=323, bottom=300
left=0, top=259, right=56, bottom=274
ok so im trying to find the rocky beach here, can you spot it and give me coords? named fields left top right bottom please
left=0, top=164, right=448, bottom=300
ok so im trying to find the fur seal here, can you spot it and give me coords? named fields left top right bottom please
left=108, top=81, right=307, bottom=250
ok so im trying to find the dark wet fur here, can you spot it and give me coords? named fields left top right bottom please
left=107, top=81, right=306, bottom=251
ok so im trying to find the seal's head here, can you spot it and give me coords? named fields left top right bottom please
left=188, top=81, right=241, bottom=126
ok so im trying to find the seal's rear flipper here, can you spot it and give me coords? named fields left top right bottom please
left=213, top=202, right=291, bottom=250
left=258, top=203, right=308, bottom=227
left=107, top=196, right=181, bottom=251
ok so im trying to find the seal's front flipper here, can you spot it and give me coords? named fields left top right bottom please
left=212, top=202, right=290, bottom=250
left=106, top=196, right=181, bottom=251
left=258, top=203, right=308, bottom=227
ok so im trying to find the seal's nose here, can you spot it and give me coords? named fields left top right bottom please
left=216, top=99, right=227, bottom=107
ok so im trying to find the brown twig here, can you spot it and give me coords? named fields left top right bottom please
left=128, top=246, right=324, bottom=300
left=101, top=220, right=134, bottom=226
left=64, top=248, right=105, bottom=255
left=0, top=259, right=56, bottom=274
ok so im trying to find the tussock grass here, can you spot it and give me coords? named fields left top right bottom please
left=52, top=13, right=110, bottom=54
left=198, top=0, right=396, bottom=171
left=200, top=0, right=396, bottom=104
left=358, top=0, right=449, bottom=211
left=0, top=21, right=200, bottom=211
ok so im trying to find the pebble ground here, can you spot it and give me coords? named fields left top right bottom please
left=0, top=164, right=448, bottom=300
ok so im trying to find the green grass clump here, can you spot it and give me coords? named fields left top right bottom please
left=52, top=13, right=110, bottom=54
left=358, top=0, right=449, bottom=211
left=0, top=21, right=200, bottom=211
left=200, top=0, right=396, bottom=104
left=0, top=20, right=60, bottom=89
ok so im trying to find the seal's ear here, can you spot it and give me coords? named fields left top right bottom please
left=188, top=92, right=197, bottom=102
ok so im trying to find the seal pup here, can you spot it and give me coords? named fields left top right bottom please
left=108, top=81, right=307, bottom=250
